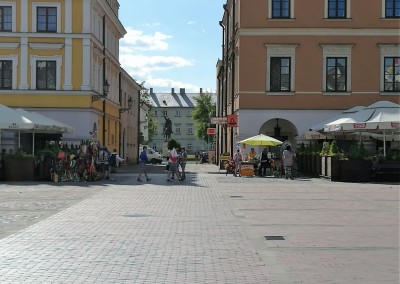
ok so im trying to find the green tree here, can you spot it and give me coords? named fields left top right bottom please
left=192, top=91, right=216, bottom=143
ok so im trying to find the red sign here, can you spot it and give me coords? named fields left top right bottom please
left=353, top=123, right=366, bottom=129
left=391, top=122, right=400, bottom=129
left=227, top=115, right=238, bottom=127
left=207, top=128, right=216, bottom=135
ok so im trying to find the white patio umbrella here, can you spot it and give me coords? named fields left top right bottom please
left=324, top=101, right=400, bottom=156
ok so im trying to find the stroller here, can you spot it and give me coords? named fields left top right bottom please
left=225, top=159, right=236, bottom=176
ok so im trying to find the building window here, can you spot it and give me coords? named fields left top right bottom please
left=328, top=0, right=346, bottom=18
left=37, top=7, right=57, bottom=32
left=187, top=110, right=192, bottom=116
left=162, top=110, right=168, bottom=116
left=272, top=0, right=291, bottom=18
left=384, top=57, right=400, bottom=92
left=0, top=60, right=12, bottom=89
left=321, top=44, right=352, bottom=94
left=153, top=110, right=157, bottom=116
left=176, top=110, right=181, bottom=116
left=326, top=57, right=347, bottom=92
left=188, top=127, right=193, bottom=134
left=187, top=144, right=193, bottom=151
left=270, top=57, right=291, bottom=92
left=385, top=0, right=400, bottom=18
left=0, top=6, right=12, bottom=31
left=266, top=44, right=298, bottom=94
left=175, top=127, right=181, bottom=135
left=36, top=60, right=56, bottom=90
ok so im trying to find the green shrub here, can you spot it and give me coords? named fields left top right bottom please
left=3, top=149, right=36, bottom=160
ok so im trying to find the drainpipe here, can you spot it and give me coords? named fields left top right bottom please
left=219, top=20, right=225, bottom=159
left=102, top=15, right=106, bottom=147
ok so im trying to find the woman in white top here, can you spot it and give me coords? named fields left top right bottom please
left=282, top=145, right=296, bottom=180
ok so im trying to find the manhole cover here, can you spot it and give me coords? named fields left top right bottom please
left=264, top=236, right=285, bottom=240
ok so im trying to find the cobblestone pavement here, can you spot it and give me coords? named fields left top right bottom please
left=0, top=163, right=398, bottom=283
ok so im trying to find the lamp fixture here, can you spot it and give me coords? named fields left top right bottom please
left=92, top=79, right=110, bottom=101
left=274, top=118, right=281, bottom=137
left=120, top=96, right=133, bottom=113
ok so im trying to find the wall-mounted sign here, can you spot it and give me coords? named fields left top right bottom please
left=211, top=117, right=227, bottom=124
left=207, top=128, right=216, bottom=135
left=227, top=115, right=238, bottom=127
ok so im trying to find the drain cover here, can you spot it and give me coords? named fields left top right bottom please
left=264, top=236, right=285, bottom=240
left=123, top=214, right=151, bottom=218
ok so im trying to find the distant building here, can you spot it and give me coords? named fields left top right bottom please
left=147, top=88, right=216, bottom=155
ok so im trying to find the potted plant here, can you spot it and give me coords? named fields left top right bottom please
left=4, top=149, right=37, bottom=181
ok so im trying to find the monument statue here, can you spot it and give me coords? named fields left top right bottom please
left=163, top=116, right=173, bottom=142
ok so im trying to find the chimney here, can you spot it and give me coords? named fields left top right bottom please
left=150, top=88, right=153, bottom=95
left=180, top=88, right=185, bottom=95
left=200, top=88, right=203, bottom=94
left=171, top=88, right=175, bottom=95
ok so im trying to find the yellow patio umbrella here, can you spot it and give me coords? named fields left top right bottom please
left=238, top=134, right=283, bottom=146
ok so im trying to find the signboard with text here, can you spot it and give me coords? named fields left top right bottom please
left=211, top=117, right=227, bottom=124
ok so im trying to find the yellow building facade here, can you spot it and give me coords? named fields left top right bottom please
left=0, top=0, right=139, bottom=159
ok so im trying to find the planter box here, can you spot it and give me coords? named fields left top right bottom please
left=5, top=159, right=35, bottom=181
left=321, top=156, right=340, bottom=180
left=340, top=160, right=372, bottom=182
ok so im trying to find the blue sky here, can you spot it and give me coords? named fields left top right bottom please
left=118, top=0, right=226, bottom=93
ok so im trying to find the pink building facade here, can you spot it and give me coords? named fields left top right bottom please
left=216, top=0, right=399, bottom=157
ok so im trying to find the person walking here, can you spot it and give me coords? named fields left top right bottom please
left=282, top=145, right=296, bottom=180
left=179, top=146, right=188, bottom=180
left=137, top=146, right=151, bottom=182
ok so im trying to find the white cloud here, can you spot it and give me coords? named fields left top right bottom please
left=187, top=21, right=196, bottom=25
left=120, top=54, right=193, bottom=77
left=119, top=27, right=204, bottom=92
left=121, top=27, right=171, bottom=51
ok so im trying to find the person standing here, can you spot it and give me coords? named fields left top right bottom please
left=259, top=148, right=269, bottom=177
left=137, top=146, right=151, bottom=182
left=167, top=146, right=181, bottom=182
left=233, top=149, right=242, bottom=177
left=179, top=146, right=188, bottom=180
left=282, top=145, right=296, bottom=180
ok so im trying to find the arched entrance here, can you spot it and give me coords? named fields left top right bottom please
left=259, top=118, right=299, bottom=156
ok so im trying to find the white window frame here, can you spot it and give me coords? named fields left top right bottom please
left=187, top=127, right=193, bottom=134
left=32, top=2, right=61, bottom=33
left=176, top=110, right=181, bottom=116
left=265, top=44, right=298, bottom=95
left=0, top=2, right=16, bottom=32
left=378, top=44, right=400, bottom=94
left=321, top=44, right=352, bottom=95
left=324, top=0, right=351, bottom=19
left=0, top=55, right=18, bottom=89
left=175, top=127, right=181, bottom=135
left=30, top=55, right=62, bottom=90
left=268, top=0, right=295, bottom=19
left=162, top=110, right=168, bottom=116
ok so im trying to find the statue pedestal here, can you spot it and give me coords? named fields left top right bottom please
left=162, top=142, right=169, bottom=157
